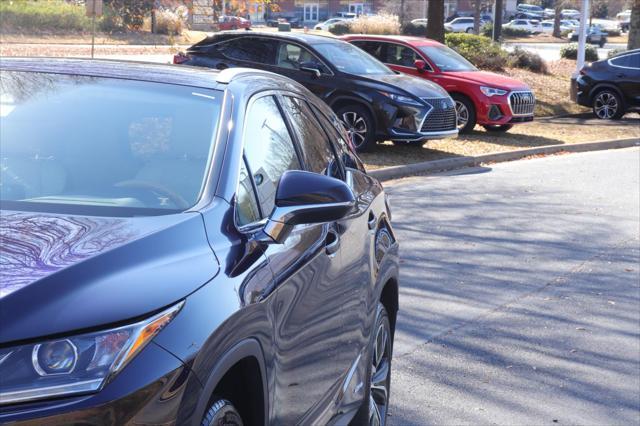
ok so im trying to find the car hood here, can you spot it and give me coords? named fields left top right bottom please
left=357, top=72, right=450, bottom=98
left=0, top=210, right=219, bottom=344
left=442, top=70, right=530, bottom=90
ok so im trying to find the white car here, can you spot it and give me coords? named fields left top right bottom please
left=444, top=17, right=475, bottom=33
left=541, top=20, right=572, bottom=34
left=503, top=19, right=542, bottom=34
left=411, top=18, right=428, bottom=25
left=314, top=17, right=348, bottom=31
left=561, top=9, right=581, bottom=19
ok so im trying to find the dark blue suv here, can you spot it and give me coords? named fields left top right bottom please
left=0, top=58, right=399, bottom=425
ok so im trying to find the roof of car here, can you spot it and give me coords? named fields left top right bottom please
left=0, top=57, right=279, bottom=89
left=341, top=34, right=443, bottom=47
left=197, top=30, right=340, bottom=46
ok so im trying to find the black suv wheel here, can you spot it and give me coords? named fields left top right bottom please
left=336, top=104, right=376, bottom=152
left=592, top=89, right=624, bottom=120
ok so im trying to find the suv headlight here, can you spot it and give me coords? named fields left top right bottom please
left=480, top=86, right=508, bottom=97
left=0, top=301, right=183, bottom=405
left=379, top=91, right=424, bottom=106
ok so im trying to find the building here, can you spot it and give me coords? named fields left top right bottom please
left=265, top=0, right=384, bottom=23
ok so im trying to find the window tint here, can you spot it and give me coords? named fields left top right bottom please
left=218, top=37, right=276, bottom=64
left=243, top=96, right=301, bottom=217
left=385, top=44, right=420, bottom=67
left=352, top=41, right=384, bottom=61
left=310, top=104, right=363, bottom=172
left=611, top=53, right=640, bottom=69
left=276, top=42, right=327, bottom=72
left=281, top=96, right=339, bottom=177
left=236, top=159, right=261, bottom=226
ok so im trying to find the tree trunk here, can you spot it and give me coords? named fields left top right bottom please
left=400, top=0, right=406, bottom=26
left=473, top=0, right=481, bottom=35
left=552, top=1, right=563, bottom=38
left=629, top=0, right=640, bottom=50
left=427, top=0, right=445, bottom=43
left=493, top=0, right=503, bottom=42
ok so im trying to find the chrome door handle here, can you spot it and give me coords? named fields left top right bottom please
left=325, top=230, right=340, bottom=255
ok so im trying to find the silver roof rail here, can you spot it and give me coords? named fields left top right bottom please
left=216, top=67, right=263, bottom=84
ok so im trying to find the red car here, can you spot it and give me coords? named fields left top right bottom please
left=218, top=15, right=251, bottom=31
left=342, top=35, right=535, bottom=133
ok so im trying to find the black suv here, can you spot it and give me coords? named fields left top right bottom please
left=573, top=49, right=640, bottom=119
left=175, top=32, right=458, bottom=151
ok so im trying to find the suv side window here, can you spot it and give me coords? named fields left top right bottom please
left=385, top=43, right=420, bottom=68
left=217, top=37, right=277, bottom=64
left=280, top=96, right=341, bottom=178
left=310, top=104, right=364, bottom=172
left=611, top=53, right=640, bottom=69
left=352, top=41, right=384, bottom=61
left=276, top=42, right=328, bottom=73
left=242, top=96, right=301, bottom=220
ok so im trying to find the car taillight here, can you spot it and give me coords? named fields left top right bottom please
left=173, top=53, right=189, bottom=64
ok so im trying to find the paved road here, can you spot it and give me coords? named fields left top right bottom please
left=504, top=42, right=626, bottom=61
left=385, top=148, right=640, bottom=425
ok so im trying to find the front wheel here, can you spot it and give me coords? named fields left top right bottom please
left=352, top=303, right=392, bottom=426
left=201, top=399, right=243, bottom=426
left=482, top=124, right=513, bottom=132
left=592, top=89, right=624, bottom=120
left=452, top=94, right=477, bottom=134
left=335, top=105, right=376, bottom=152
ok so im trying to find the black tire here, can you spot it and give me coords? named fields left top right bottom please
left=592, top=89, right=625, bottom=120
left=451, top=93, right=477, bottom=134
left=482, top=124, right=513, bottom=132
left=351, top=303, right=392, bottom=426
left=598, top=39, right=605, bottom=48
left=335, top=104, right=376, bottom=152
left=201, top=398, right=243, bottom=426
left=465, top=27, right=473, bottom=33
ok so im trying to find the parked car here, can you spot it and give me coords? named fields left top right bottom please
left=0, top=57, right=400, bottom=425
left=175, top=32, right=458, bottom=151
left=218, top=15, right=251, bottom=31
left=335, top=12, right=358, bottom=19
left=444, top=17, right=476, bottom=33
left=543, top=8, right=555, bottom=19
left=617, top=9, right=631, bottom=32
left=411, top=18, right=428, bottom=25
left=569, top=25, right=608, bottom=47
left=503, top=19, right=542, bottom=34
left=266, top=15, right=302, bottom=28
left=517, top=3, right=544, bottom=15
left=514, top=11, right=544, bottom=21
left=314, top=17, right=348, bottom=31
left=561, top=9, right=581, bottom=19
left=572, top=49, right=640, bottom=119
left=344, top=35, right=535, bottom=133
left=540, top=20, right=572, bottom=34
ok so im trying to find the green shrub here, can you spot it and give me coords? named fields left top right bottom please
left=402, top=22, right=427, bottom=36
left=608, top=48, right=627, bottom=58
left=0, top=0, right=93, bottom=33
left=328, top=22, right=351, bottom=35
left=560, top=43, right=599, bottom=61
left=482, top=23, right=530, bottom=38
left=445, top=33, right=508, bottom=71
left=508, top=47, right=548, bottom=73
left=561, top=29, right=572, bottom=38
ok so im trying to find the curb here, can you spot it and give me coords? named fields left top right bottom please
left=368, top=137, right=640, bottom=182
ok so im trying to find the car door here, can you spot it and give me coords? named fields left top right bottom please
left=609, top=52, right=640, bottom=107
left=270, top=40, right=334, bottom=99
left=239, top=93, right=346, bottom=424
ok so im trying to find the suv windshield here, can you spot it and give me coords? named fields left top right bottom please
left=313, top=42, right=393, bottom=75
left=0, top=71, right=222, bottom=215
left=419, top=45, right=477, bottom=72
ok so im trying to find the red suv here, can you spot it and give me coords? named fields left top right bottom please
left=343, top=35, right=535, bottom=133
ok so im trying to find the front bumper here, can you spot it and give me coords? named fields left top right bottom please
left=476, top=90, right=535, bottom=126
left=381, top=96, right=459, bottom=142
left=0, top=343, right=198, bottom=425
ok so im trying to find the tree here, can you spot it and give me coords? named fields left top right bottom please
left=426, top=0, right=445, bottom=43
left=553, top=0, right=565, bottom=38
left=492, top=0, right=503, bottom=42
left=473, top=0, right=481, bottom=35
left=629, top=0, right=640, bottom=50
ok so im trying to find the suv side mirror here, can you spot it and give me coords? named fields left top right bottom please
left=414, top=59, right=427, bottom=73
left=263, top=170, right=355, bottom=243
left=300, top=62, right=322, bottom=78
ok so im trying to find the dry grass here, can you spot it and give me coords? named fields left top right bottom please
left=349, top=13, right=401, bottom=35
left=360, top=116, right=639, bottom=170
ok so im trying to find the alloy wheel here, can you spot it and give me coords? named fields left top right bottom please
left=594, top=92, right=618, bottom=119
left=368, top=321, right=390, bottom=425
left=341, top=111, right=368, bottom=149
left=455, top=100, right=469, bottom=131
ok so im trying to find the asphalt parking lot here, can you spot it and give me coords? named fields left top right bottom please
left=385, top=148, right=640, bottom=425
